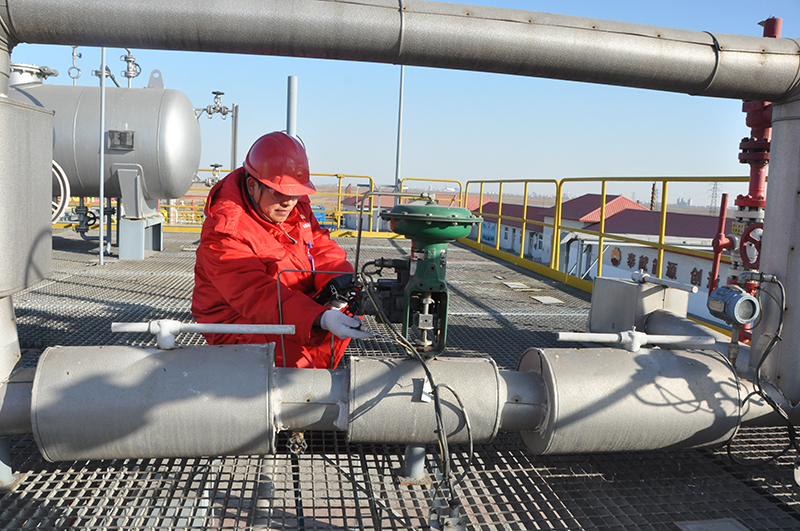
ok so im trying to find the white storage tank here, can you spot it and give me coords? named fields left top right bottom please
left=10, top=82, right=200, bottom=199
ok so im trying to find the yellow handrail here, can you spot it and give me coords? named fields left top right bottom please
left=459, top=175, right=749, bottom=291
left=463, top=178, right=560, bottom=267
left=56, top=174, right=753, bottom=293
left=399, top=177, right=463, bottom=206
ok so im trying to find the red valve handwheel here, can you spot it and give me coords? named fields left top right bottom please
left=740, top=222, right=763, bottom=270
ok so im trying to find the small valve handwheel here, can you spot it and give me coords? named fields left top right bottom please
left=740, top=222, right=763, bottom=270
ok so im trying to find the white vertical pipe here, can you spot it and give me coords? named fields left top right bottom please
left=394, top=65, right=405, bottom=197
left=752, top=95, right=800, bottom=403
left=0, top=47, right=9, bottom=97
left=0, top=297, right=20, bottom=381
left=230, top=103, right=239, bottom=170
left=98, top=47, right=106, bottom=265
left=286, top=76, right=297, bottom=138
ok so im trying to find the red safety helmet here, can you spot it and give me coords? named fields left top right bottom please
left=243, top=132, right=316, bottom=197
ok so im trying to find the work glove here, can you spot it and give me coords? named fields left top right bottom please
left=327, top=299, right=348, bottom=310
left=320, top=310, right=372, bottom=340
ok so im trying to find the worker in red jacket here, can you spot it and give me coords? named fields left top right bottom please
left=191, top=131, right=370, bottom=368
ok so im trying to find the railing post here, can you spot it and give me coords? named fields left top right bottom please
left=551, top=180, right=563, bottom=271
left=495, top=182, right=504, bottom=252
left=478, top=183, right=485, bottom=244
left=597, top=181, right=607, bottom=278
left=520, top=182, right=529, bottom=259
left=656, top=181, right=669, bottom=278
left=336, top=174, right=344, bottom=231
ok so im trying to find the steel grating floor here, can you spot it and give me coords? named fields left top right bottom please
left=4, top=228, right=800, bottom=530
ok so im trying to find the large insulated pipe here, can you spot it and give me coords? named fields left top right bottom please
left=24, top=342, right=749, bottom=461
left=518, top=347, right=741, bottom=454
left=0, top=1, right=798, bottom=102
left=752, top=95, right=800, bottom=403
left=28, top=345, right=546, bottom=461
left=32, top=344, right=277, bottom=461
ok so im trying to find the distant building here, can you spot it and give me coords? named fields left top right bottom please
left=472, top=193, right=734, bottom=324
left=473, top=194, right=647, bottom=269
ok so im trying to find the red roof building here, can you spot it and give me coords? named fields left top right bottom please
left=541, top=194, right=648, bottom=222
left=585, top=209, right=732, bottom=240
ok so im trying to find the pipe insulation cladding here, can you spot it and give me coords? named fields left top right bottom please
left=9, top=84, right=200, bottom=199
left=0, top=1, right=798, bottom=102
left=31, top=344, right=277, bottom=461
left=0, top=97, right=53, bottom=297
left=29, top=345, right=546, bottom=461
left=518, top=347, right=741, bottom=454
left=29, top=342, right=751, bottom=462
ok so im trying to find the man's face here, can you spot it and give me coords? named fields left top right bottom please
left=247, top=178, right=299, bottom=224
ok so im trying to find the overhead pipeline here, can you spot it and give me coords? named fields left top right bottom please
left=0, top=0, right=797, bottom=101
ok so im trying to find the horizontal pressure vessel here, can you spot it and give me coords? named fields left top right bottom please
left=10, top=83, right=200, bottom=199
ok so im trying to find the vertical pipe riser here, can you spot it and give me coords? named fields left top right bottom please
left=286, top=76, right=297, bottom=138
left=752, top=95, right=800, bottom=402
left=0, top=298, right=20, bottom=380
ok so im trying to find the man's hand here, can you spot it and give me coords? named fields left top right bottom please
left=319, top=310, right=372, bottom=339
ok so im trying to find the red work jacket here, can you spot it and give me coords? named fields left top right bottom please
left=191, top=168, right=353, bottom=368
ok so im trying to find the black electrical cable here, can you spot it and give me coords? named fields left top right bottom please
left=359, top=271, right=465, bottom=504
left=727, top=278, right=792, bottom=467
left=437, top=384, right=474, bottom=488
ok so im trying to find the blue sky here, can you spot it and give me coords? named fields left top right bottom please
left=11, top=0, right=799, bottom=206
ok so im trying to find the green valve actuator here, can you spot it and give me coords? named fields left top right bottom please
left=361, top=200, right=481, bottom=358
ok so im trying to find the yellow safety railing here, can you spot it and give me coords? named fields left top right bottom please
left=463, top=178, right=560, bottom=263
left=399, top=177, right=464, bottom=206
left=458, top=175, right=750, bottom=292
left=161, top=202, right=206, bottom=226
left=556, top=176, right=749, bottom=281
left=311, top=173, right=376, bottom=233
left=55, top=173, right=752, bottom=296
left=160, top=172, right=381, bottom=234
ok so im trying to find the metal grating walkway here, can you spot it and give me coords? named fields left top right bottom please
left=4, top=229, right=800, bottom=530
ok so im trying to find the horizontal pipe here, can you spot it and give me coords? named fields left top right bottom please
left=558, top=330, right=715, bottom=352
left=272, top=367, right=348, bottom=432
left=23, top=342, right=800, bottom=461
left=111, top=320, right=295, bottom=349
left=2, top=0, right=799, bottom=102
left=519, top=347, right=742, bottom=454
left=0, top=368, right=33, bottom=435
left=498, top=370, right=546, bottom=431
left=111, top=321, right=295, bottom=335
left=643, top=309, right=741, bottom=364
left=631, top=271, right=698, bottom=293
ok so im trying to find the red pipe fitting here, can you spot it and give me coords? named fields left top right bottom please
left=735, top=17, right=780, bottom=210
left=709, top=194, right=733, bottom=294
